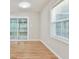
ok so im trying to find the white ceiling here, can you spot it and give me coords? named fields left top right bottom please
left=10, top=0, right=54, bottom=13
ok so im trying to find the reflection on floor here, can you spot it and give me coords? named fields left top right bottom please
left=10, top=41, right=58, bottom=59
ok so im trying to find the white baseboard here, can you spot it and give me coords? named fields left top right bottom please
left=10, top=39, right=40, bottom=41
left=41, top=40, right=62, bottom=59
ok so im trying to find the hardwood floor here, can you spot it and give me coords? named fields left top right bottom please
left=10, top=41, right=58, bottom=59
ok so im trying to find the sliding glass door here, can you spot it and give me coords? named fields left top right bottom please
left=10, top=17, right=29, bottom=41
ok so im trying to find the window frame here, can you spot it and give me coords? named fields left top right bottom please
left=50, top=0, right=69, bottom=44
left=10, top=16, right=29, bottom=41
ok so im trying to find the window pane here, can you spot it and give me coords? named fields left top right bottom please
left=19, top=23, right=27, bottom=28
left=64, top=21, right=69, bottom=38
left=18, top=18, right=27, bottom=39
left=10, top=18, right=17, bottom=39
left=50, top=23, right=56, bottom=37
left=56, top=22, right=62, bottom=36
left=56, top=14, right=69, bottom=20
left=10, top=32, right=17, bottom=39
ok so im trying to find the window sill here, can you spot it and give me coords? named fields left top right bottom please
left=50, top=35, right=69, bottom=44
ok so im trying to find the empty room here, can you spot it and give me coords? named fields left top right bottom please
left=10, top=0, right=69, bottom=59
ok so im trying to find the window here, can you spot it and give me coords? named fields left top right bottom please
left=50, top=0, right=69, bottom=41
left=10, top=17, right=29, bottom=40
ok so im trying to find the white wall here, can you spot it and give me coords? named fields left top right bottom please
left=10, top=0, right=69, bottom=58
left=40, top=0, right=69, bottom=59
left=11, top=12, right=40, bottom=40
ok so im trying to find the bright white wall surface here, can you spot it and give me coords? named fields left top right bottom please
left=11, top=12, right=40, bottom=40
left=40, top=0, right=69, bottom=59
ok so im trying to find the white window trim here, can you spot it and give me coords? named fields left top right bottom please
left=52, top=18, right=69, bottom=23
left=10, top=16, right=30, bottom=41
left=50, top=35, right=69, bottom=44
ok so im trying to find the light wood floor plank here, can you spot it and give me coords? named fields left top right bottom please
left=10, top=41, right=58, bottom=59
